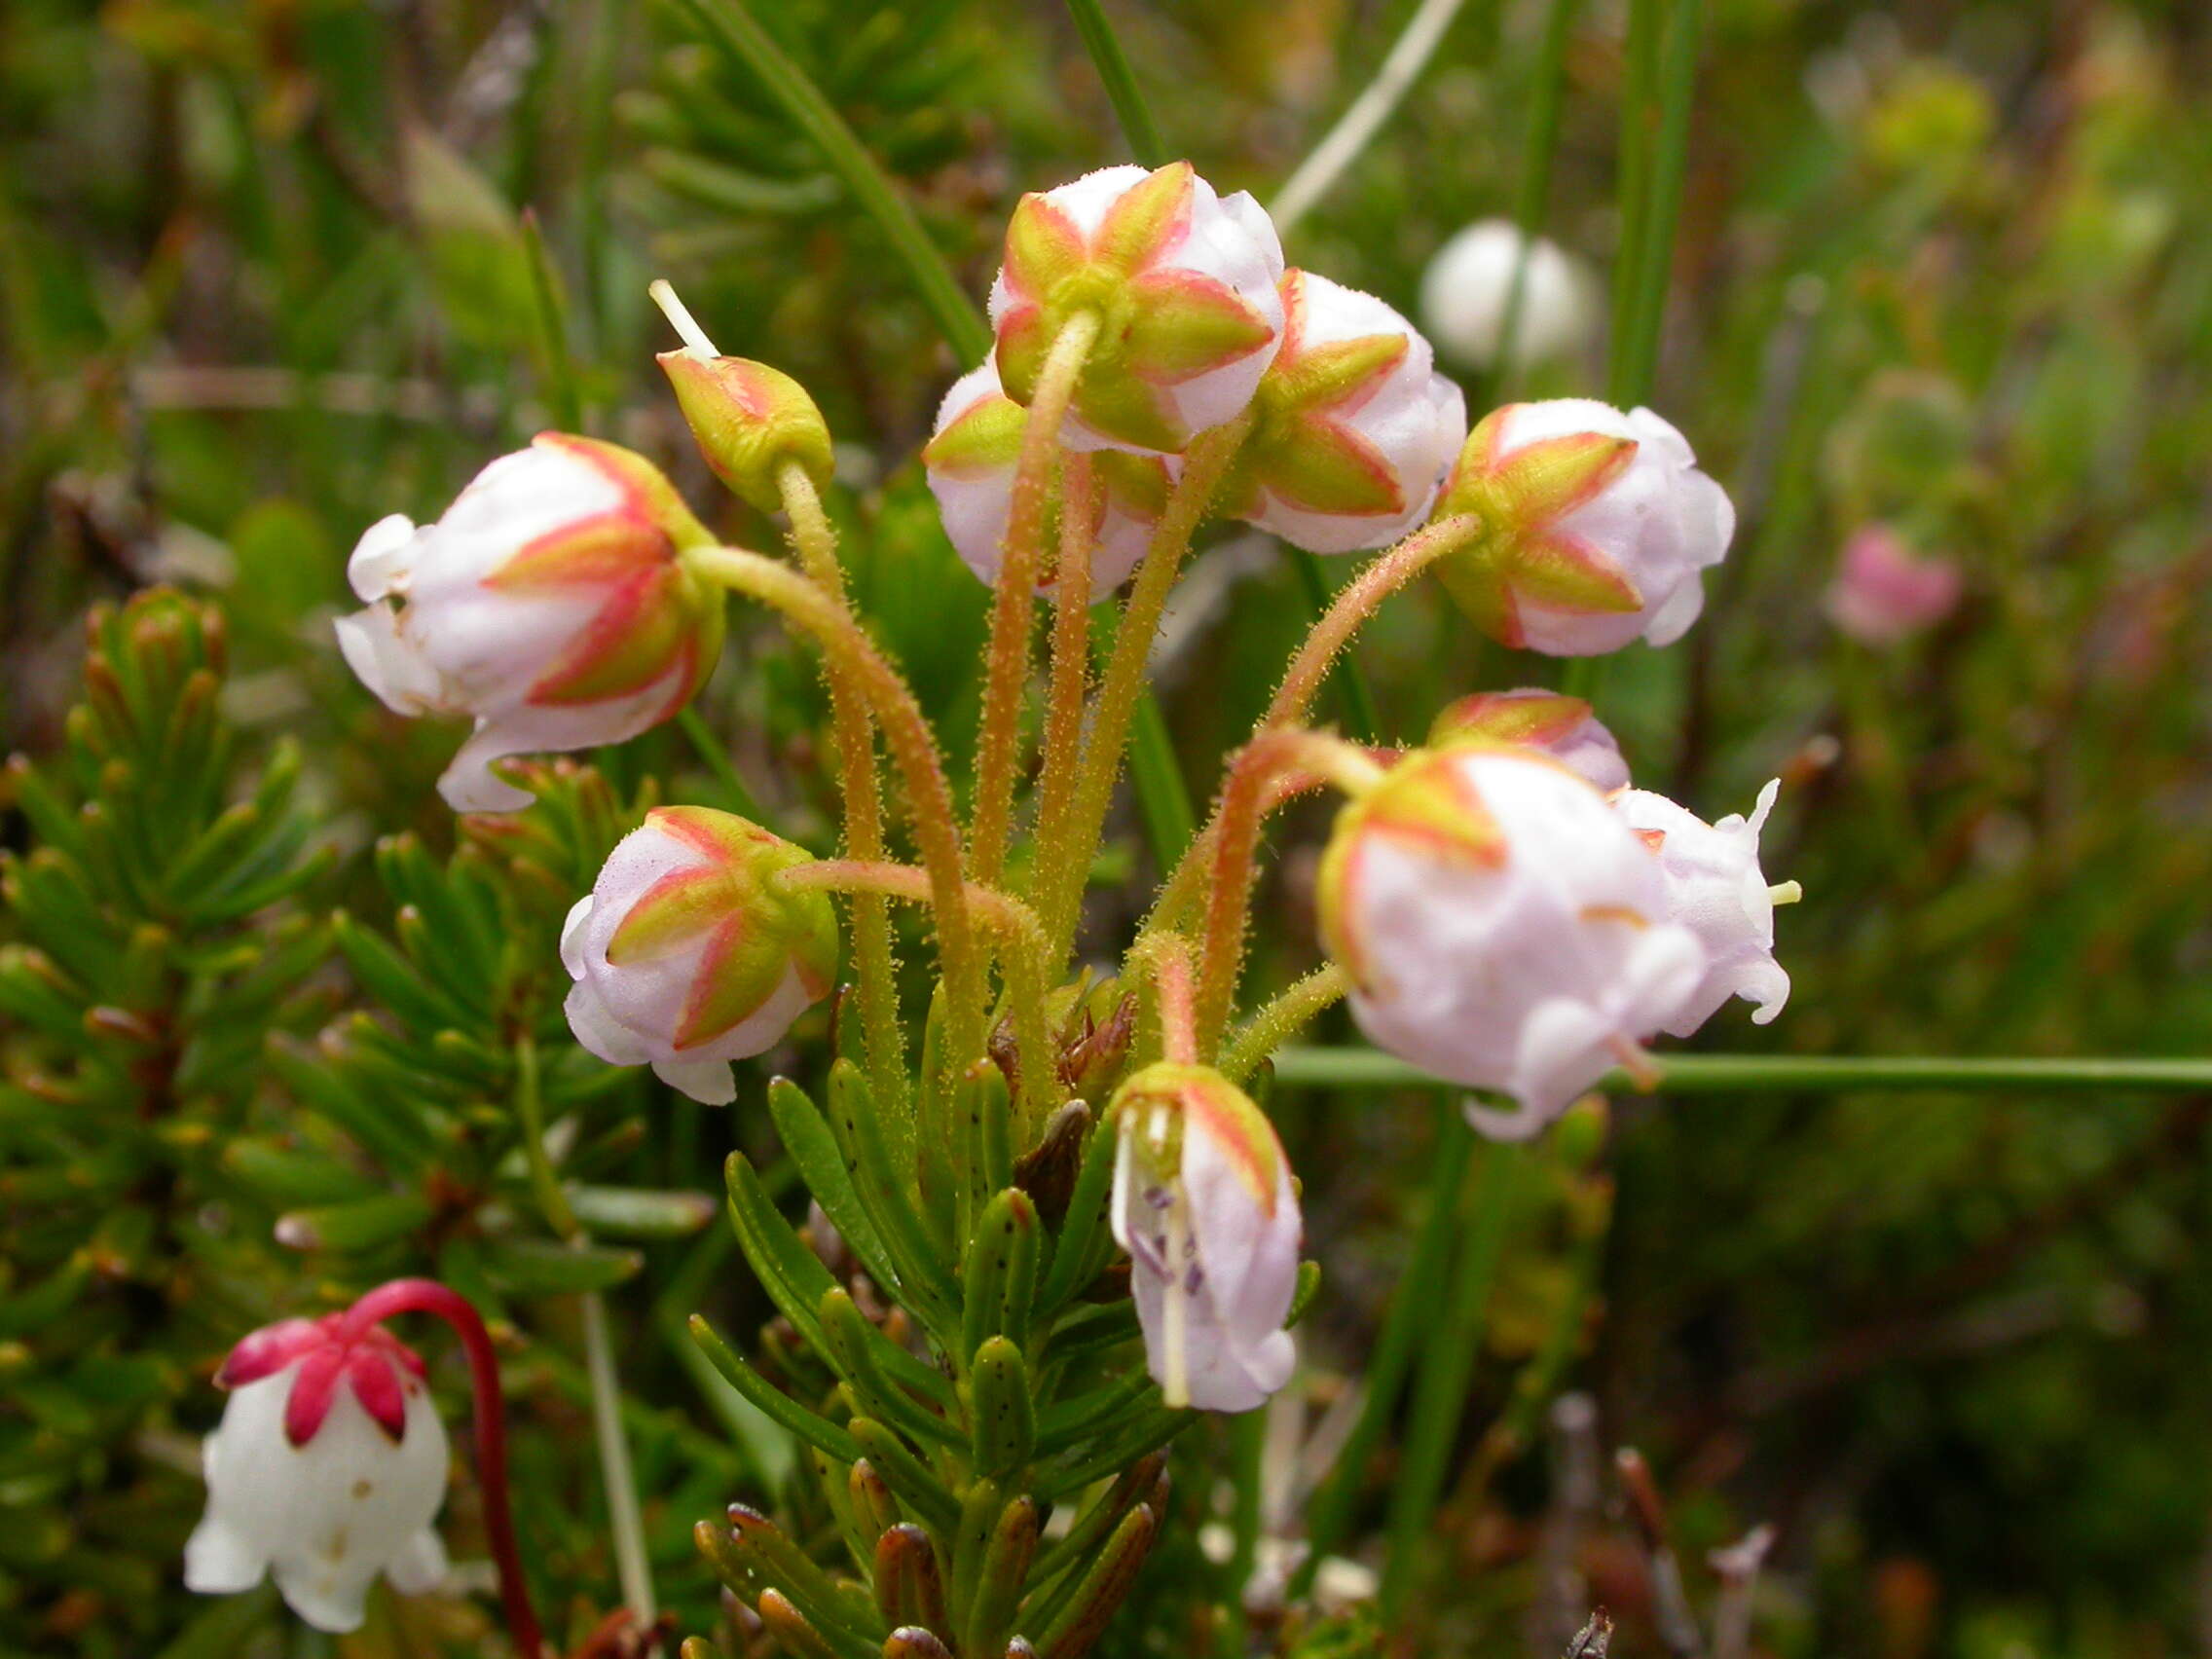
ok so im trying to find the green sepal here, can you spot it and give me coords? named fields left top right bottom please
left=690, top=1313, right=864, bottom=1463
left=966, top=1336, right=1037, bottom=1482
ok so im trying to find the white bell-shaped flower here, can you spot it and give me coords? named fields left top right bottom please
left=562, top=806, right=839, bottom=1105
left=1419, top=219, right=1596, bottom=372
left=336, top=434, right=724, bottom=812
left=1108, top=1062, right=1302, bottom=1414
left=989, top=162, right=1285, bottom=456
left=921, top=358, right=1171, bottom=593
left=1615, top=780, right=1792, bottom=1037
left=1428, top=688, right=1630, bottom=793
left=1220, top=270, right=1467, bottom=554
left=1430, top=400, right=1735, bottom=656
left=184, top=1316, right=449, bottom=1634
left=1318, top=745, right=1706, bottom=1138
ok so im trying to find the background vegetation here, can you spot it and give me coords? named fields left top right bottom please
left=3, top=0, right=2209, bottom=1654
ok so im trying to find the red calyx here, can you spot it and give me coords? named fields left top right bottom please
left=216, top=1311, right=426, bottom=1446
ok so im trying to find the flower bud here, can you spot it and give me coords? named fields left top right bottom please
left=184, top=1316, right=448, bottom=1633
left=561, top=806, right=838, bottom=1104
left=1108, top=1062, right=1301, bottom=1413
left=336, top=434, right=724, bottom=812
left=1419, top=219, right=1596, bottom=372
left=1825, top=524, right=1962, bottom=645
left=1428, top=688, right=1629, bottom=793
left=1429, top=400, right=1734, bottom=656
left=922, top=358, right=1171, bottom=592
left=989, top=162, right=1285, bottom=456
left=1218, top=270, right=1467, bottom=554
left=1614, top=780, right=1791, bottom=1037
left=658, top=350, right=835, bottom=514
left=1317, top=746, right=1706, bottom=1136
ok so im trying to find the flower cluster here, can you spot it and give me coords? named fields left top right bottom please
left=190, top=155, right=1800, bottom=1653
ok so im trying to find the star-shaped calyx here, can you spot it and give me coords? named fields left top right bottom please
left=1222, top=270, right=1417, bottom=523
left=1429, top=406, right=1644, bottom=648
left=991, top=163, right=1283, bottom=454
left=481, top=435, right=722, bottom=714
left=217, top=1315, right=428, bottom=1446
left=603, top=807, right=833, bottom=1051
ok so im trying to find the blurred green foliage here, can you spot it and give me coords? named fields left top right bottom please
left=3, top=0, right=2211, bottom=1655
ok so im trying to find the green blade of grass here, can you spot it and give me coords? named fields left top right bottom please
left=1064, top=0, right=1168, bottom=166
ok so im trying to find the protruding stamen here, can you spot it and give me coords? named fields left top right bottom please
left=1769, top=879, right=1804, bottom=906
left=1161, top=1202, right=1191, bottom=1409
left=1605, top=1033, right=1660, bottom=1091
left=648, top=279, right=719, bottom=360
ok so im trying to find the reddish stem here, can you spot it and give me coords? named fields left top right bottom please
left=342, top=1278, right=545, bottom=1659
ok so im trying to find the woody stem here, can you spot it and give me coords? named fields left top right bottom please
left=972, top=310, right=1102, bottom=888
left=1193, top=729, right=1386, bottom=1058
left=777, top=461, right=908, bottom=1115
left=686, top=547, right=988, bottom=1074
left=1040, top=412, right=1253, bottom=960
left=777, top=859, right=1055, bottom=1142
left=340, top=1279, right=543, bottom=1659
left=1026, top=453, right=1098, bottom=910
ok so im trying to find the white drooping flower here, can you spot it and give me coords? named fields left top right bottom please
left=1615, top=780, right=1793, bottom=1037
left=336, top=434, right=724, bottom=812
left=1219, top=270, right=1468, bottom=554
left=1108, top=1063, right=1302, bottom=1414
left=1428, top=687, right=1630, bottom=793
left=921, top=358, right=1172, bottom=593
left=1419, top=219, right=1596, bottom=372
left=1429, top=400, right=1735, bottom=656
left=562, top=806, right=839, bottom=1105
left=1318, top=745, right=1706, bottom=1138
left=184, top=1316, right=449, bottom=1634
left=988, top=162, right=1286, bottom=456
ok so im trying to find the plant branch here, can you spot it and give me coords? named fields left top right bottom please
left=1218, top=964, right=1350, bottom=1084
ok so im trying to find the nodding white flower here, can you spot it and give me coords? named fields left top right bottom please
left=1419, top=219, right=1596, bottom=372
left=184, top=1316, right=448, bottom=1633
left=1429, top=400, right=1734, bottom=657
left=989, top=162, right=1285, bottom=456
left=1429, top=688, right=1629, bottom=793
left=337, top=435, right=725, bottom=813
left=1108, top=1062, right=1301, bottom=1414
left=1825, top=524, right=1962, bottom=645
left=1616, top=780, right=1793, bottom=1036
left=562, top=806, right=838, bottom=1105
left=1317, top=745, right=1706, bottom=1138
left=1218, top=270, right=1467, bottom=555
left=921, top=358, right=1172, bottom=593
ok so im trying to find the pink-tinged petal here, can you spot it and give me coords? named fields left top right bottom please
left=284, top=1346, right=345, bottom=1446
left=347, top=1351, right=411, bottom=1442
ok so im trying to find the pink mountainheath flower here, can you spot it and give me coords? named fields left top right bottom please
left=1109, top=1062, right=1303, bottom=1414
left=1825, top=524, right=1963, bottom=644
left=337, top=434, right=725, bottom=812
left=989, top=162, right=1286, bottom=456
left=1428, top=400, right=1734, bottom=656
left=562, top=806, right=839, bottom=1105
